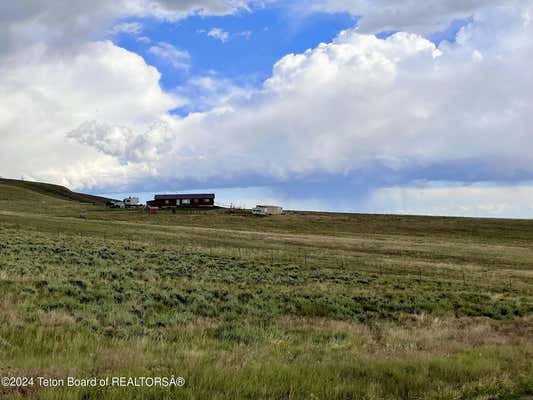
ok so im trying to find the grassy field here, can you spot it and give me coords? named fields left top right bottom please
left=0, top=181, right=532, bottom=399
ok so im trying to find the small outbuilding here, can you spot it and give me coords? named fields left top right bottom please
left=252, top=205, right=283, bottom=216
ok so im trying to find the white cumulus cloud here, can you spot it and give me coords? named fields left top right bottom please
left=148, top=42, right=191, bottom=70
left=109, top=22, right=144, bottom=36
left=0, top=40, right=181, bottom=190
left=208, top=28, right=231, bottom=42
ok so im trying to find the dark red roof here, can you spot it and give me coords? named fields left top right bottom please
left=154, top=193, right=215, bottom=200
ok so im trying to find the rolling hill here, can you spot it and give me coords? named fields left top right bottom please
left=0, top=177, right=117, bottom=205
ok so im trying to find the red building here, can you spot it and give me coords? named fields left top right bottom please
left=147, top=193, right=215, bottom=208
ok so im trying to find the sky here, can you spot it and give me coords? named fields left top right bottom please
left=1, top=1, right=533, bottom=218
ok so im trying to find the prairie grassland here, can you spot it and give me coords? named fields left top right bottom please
left=0, top=183, right=532, bottom=399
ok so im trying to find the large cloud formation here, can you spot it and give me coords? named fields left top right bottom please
left=66, top=2, right=533, bottom=187
left=0, top=0, right=254, bottom=188
left=0, top=40, right=179, bottom=188
left=1, top=1, right=533, bottom=217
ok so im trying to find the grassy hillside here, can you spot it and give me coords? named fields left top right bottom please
left=0, top=178, right=116, bottom=205
left=0, top=180, right=532, bottom=399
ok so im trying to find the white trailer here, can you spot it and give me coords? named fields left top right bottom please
left=252, top=205, right=283, bottom=216
left=123, top=197, right=140, bottom=208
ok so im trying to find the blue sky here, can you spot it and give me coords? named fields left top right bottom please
left=114, top=6, right=466, bottom=92
left=113, top=6, right=358, bottom=112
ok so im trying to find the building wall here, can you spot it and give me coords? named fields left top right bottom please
left=265, top=206, right=282, bottom=215
left=147, top=198, right=214, bottom=208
